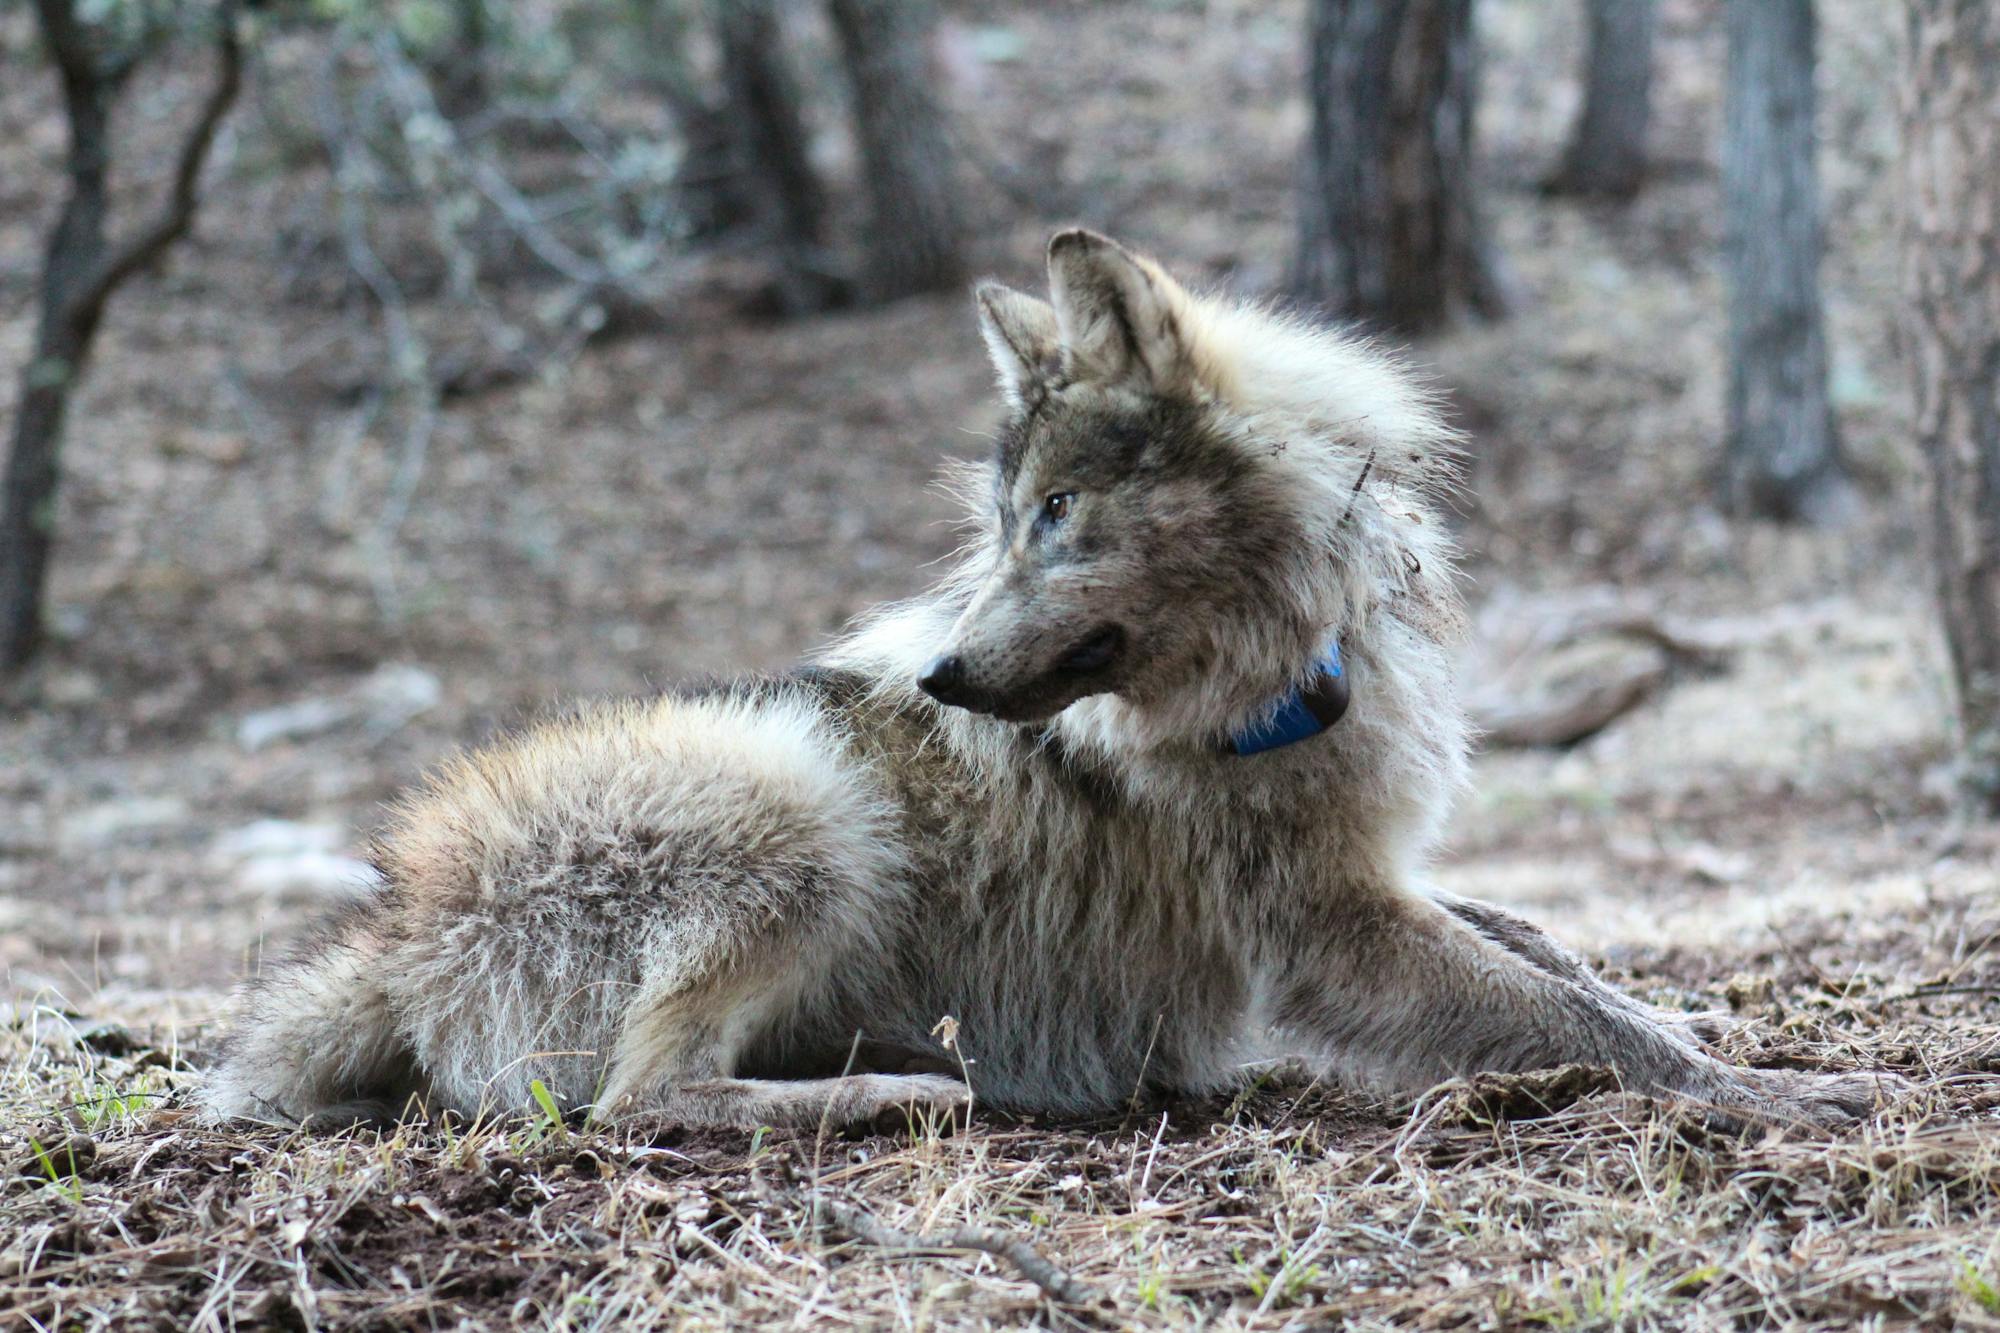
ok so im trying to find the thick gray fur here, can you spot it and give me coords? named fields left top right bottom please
left=203, top=231, right=1895, bottom=1133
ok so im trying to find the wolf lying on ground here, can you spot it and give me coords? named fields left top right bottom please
left=204, top=231, right=1894, bottom=1132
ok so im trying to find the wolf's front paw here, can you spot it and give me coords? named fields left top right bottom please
left=1736, top=1068, right=1909, bottom=1129
left=1663, top=1008, right=1733, bottom=1047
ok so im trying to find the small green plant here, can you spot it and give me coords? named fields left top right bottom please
left=73, top=1088, right=151, bottom=1130
left=1528, top=1258, right=1697, bottom=1328
left=528, top=1078, right=568, bottom=1143
left=1131, top=1231, right=1175, bottom=1314
left=1222, top=1067, right=1275, bottom=1120
left=1237, top=1245, right=1321, bottom=1309
left=26, top=1137, right=86, bottom=1205
left=1959, top=1258, right=2000, bottom=1315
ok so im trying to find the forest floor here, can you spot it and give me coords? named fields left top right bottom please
left=4, top=0, right=1998, bottom=1328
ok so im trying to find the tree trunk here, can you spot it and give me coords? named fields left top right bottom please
left=1292, top=0, right=1505, bottom=335
left=1904, top=0, right=2000, bottom=813
left=1721, top=0, right=1845, bottom=521
left=827, top=0, right=966, bottom=303
left=3, top=0, right=241, bottom=672
left=4, top=6, right=116, bottom=672
left=711, top=0, right=843, bottom=313
left=1545, top=0, right=1657, bottom=200
left=428, top=0, right=491, bottom=119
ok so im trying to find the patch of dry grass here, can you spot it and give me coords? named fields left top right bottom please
left=6, top=892, right=1998, bottom=1331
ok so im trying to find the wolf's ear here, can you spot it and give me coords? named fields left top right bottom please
left=1046, top=229, right=1196, bottom=396
left=974, top=282, right=1060, bottom=409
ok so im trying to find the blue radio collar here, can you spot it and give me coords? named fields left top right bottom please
left=1226, top=642, right=1350, bottom=756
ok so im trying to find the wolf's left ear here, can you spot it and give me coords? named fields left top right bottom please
left=974, top=282, right=1060, bottom=410
left=1046, top=229, right=1197, bottom=396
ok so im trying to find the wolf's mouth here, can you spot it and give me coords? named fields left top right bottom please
left=987, top=624, right=1129, bottom=722
left=1054, top=624, right=1125, bottom=678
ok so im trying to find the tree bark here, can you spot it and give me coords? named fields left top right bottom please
left=2, top=1, right=242, bottom=672
left=711, top=0, right=843, bottom=313
left=1721, top=0, right=1846, bottom=521
left=1292, top=0, right=1505, bottom=335
left=827, top=0, right=966, bottom=303
left=1545, top=0, right=1657, bottom=200
left=428, top=0, right=491, bottom=120
left=1904, top=0, right=2000, bottom=813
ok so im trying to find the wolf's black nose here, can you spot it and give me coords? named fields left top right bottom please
left=918, top=654, right=968, bottom=704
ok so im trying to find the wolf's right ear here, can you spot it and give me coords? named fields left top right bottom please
left=974, top=282, right=1060, bottom=410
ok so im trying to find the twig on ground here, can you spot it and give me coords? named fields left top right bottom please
left=810, top=1191, right=1098, bottom=1306
left=1469, top=593, right=1743, bottom=749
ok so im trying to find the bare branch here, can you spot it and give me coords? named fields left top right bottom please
left=33, top=0, right=101, bottom=90
left=72, top=0, right=245, bottom=320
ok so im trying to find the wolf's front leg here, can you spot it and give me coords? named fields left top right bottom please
left=1277, top=890, right=1896, bottom=1127
left=1425, top=888, right=1728, bottom=1046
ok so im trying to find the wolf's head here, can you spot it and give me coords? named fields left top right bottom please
left=917, top=230, right=1462, bottom=749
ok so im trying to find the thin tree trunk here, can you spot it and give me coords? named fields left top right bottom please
left=3, top=1, right=242, bottom=672
left=2, top=10, right=110, bottom=672
left=428, top=0, right=490, bottom=119
left=1545, top=0, right=1657, bottom=199
left=827, top=0, right=966, bottom=303
left=1721, top=0, right=1846, bottom=521
left=621, top=0, right=754, bottom=242
left=1904, top=0, right=2000, bottom=813
left=1292, top=0, right=1505, bottom=335
left=712, top=0, right=843, bottom=313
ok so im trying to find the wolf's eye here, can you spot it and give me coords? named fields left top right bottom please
left=1043, top=492, right=1075, bottom=523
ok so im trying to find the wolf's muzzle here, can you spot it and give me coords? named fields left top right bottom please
left=918, top=625, right=1128, bottom=720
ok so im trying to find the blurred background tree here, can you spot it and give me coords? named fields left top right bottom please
left=1904, top=0, right=2000, bottom=816
left=1722, top=0, right=1847, bottom=522
left=2, top=0, right=243, bottom=671
left=1543, top=0, right=1656, bottom=200
left=711, top=0, right=843, bottom=313
left=1292, top=0, right=1506, bottom=333
left=828, top=0, right=967, bottom=301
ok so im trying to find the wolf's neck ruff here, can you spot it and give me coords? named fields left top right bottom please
left=1225, top=641, right=1349, bottom=756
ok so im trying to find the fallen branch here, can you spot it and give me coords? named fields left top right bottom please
left=1467, top=596, right=1740, bottom=750
left=1473, top=652, right=1667, bottom=749
left=811, top=1192, right=1097, bottom=1307
left=1546, top=606, right=1732, bottom=667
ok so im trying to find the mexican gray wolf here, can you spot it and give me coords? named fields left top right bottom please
left=202, top=230, right=1896, bottom=1132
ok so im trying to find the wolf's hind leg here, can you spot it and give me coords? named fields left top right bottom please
left=1426, top=889, right=1728, bottom=1045
left=595, top=957, right=969, bottom=1130
left=613, top=1073, right=972, bottom=1131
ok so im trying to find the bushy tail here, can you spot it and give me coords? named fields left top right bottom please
left=200, top=902, right=419, bottom=1126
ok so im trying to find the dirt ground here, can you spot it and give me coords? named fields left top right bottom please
left=4, top=1, right=1998, bottom=1328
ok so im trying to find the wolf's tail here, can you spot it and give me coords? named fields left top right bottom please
left=200, top=901, right=419, bottom=1126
